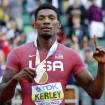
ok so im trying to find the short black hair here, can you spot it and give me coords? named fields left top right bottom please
left=34, top=3, right=60, bottom=21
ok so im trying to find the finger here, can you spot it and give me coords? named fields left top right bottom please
left=25, top=69, right=35, bottom=77
left=29, top=68, right=37, bottom=76
left=25, top=68, right=37, bottom=77
left=93, top=51, right=100, bottom=58
left=96, top=47, right=105, bottom=52
left=99, top=49, right=105, bottom=55
left=30, top=70, right=37, bottom=77
left=99, top=48, right=105, bottom=51
left=96, top=46, right=104, bottom=51
left=93, top=51, right=99, bottom=55
left=94, top=35, right=98, bottom=48
left=93, top=49, right=105, bottom=57
left=24, top=72, right=33, bottom=83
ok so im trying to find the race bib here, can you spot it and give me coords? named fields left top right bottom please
left=32, top=82, right=64, bottom=105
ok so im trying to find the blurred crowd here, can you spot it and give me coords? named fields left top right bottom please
left=0, top=0, right=105, bottom=105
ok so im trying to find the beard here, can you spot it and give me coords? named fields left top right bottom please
left=40, top=33, right=52, bottom=40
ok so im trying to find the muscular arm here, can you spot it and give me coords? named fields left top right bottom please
left=0, top=68, right=36, bottom=102
left=75, top=63, right=105, bottom=99
left=0, top=69, right=18, bottom=102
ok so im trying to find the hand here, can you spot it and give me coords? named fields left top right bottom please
left=71, top=35, right=78, bottom=43
left=93, top=35, right=105, bottom=63
left=13, top=68, right=37, bottom=83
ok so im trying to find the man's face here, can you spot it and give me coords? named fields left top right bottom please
left=10, top=20, right=17, bottom=29
left=72, top=16, right=81, bottom=25
left=35, top=9, right=60, bottom=40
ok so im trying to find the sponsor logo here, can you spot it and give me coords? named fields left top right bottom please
left=41, top=84, right=58, bottom=91
left=36, top=87, right=41, bottom=92
left=29, top=55, right=36, bottom=57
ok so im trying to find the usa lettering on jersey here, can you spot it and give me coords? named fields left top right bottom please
left=29, top=60, right=64, bottom=71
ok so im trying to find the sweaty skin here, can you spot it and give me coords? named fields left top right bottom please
left=0, top=8, right=105, bottom=104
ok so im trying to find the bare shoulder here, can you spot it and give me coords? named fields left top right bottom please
left=1, top=68, right=18, bottom=84
left=74, top=69, right=94, bottom=85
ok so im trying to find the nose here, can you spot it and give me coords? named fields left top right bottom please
left=43, top=18, right=50, bottom=25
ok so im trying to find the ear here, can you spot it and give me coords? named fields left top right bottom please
left=34, top=24, right=37, bottom=29
left=57, top=21, right=61, bottom=29
left=32, top=20, right=37, bottom=29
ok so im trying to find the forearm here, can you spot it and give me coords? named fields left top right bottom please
left=89, top=63, right=105, bottom=99
left=0, top=77, right=18, bottom=102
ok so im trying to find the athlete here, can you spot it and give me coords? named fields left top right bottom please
left=0, top=3, right=105, bottom=105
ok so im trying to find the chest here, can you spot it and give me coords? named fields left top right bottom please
left=19, top=51, right=73, bottom=82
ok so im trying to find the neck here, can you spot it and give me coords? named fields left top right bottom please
left=73, top=23, right=80, bottom=28
left=37, top=36, right=56, bottom=52
left=93, top=3, right=97, bottom=6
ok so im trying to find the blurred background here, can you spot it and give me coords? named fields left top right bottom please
left=0, top=0, right=105, bottom=105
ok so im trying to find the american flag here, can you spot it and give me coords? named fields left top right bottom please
left=55, top=54, right=63, bottom=59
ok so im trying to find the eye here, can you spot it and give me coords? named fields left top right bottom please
left=38, top=17, right=44, bottom=20
left=50, top=17, right=55, bottom=20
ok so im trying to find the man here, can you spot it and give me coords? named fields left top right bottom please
left=0, top=3, right=105, bottom=105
